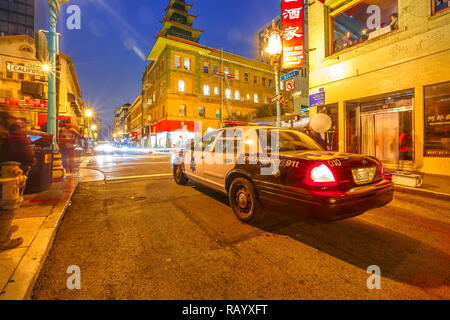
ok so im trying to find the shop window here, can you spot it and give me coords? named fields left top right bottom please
left=179, top=105, right=186, bottom=117
left=424, top=81, right=450, bottom=158
left=184, top=57, right=191, bottom=70
left=235, top=90, right=240, bottom=101
left=318, top=104, right=339, bottom=151
left=246, top=93, right=250, bottom=100
left=203, top=84, right=210, bottom=96
left=178, top=80, right=185, bottom=93
left=174, top=55, right=181, bottom=68
left=199, top=107, right=205, bottom=118
left=203, top=62, right=209, bottom=74
left=346, top=103, right=360, bottom=154
left=225, top=89, right=231, bottom=99
left=330, top=0, right=398, bottom=55
left=254, top=94, right=259, bottom=104
left=432, top=0, right=449, bottom=15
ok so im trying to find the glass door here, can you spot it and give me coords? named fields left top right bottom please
left=374, top=112, right=399, bottom=166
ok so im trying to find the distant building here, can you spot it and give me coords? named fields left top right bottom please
left=129, top=94, right=143, bottom=146
left=0, top=0, right=35, bottom=38
left=142, top=0, right=280, bottom=148
left=254, top=1, right=310, bottom=118
left=0, top=35, right=86, bottom=137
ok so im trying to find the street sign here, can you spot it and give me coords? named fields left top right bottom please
left=309, top=88, right=326, bottom=107
left=281, top=70, right=299, bottom=82
left=271, top=94, right=282, bottom=104
left=286, top=79, right=295, bottom=91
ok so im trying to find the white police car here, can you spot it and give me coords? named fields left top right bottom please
left=172, top=126, right=393, bottom=223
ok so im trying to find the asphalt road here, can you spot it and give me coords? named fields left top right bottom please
left=32, top=153, right=450, bottom=300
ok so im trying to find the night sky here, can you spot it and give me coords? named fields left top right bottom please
left=35, top=0, right=280, bottom=133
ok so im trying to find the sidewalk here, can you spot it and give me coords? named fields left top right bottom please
left=0, top=174, right=79, bottom=300
left=392, top=172, right=450, bottom=200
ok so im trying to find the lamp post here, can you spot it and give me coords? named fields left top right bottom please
left=85, top=107, right=93, bottom=148
left=46, top=0, right=69, bottom=150
left=265, top=20, right=283, bottom=128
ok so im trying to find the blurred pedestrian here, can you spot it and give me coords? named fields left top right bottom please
left=0, top=118, right=35, bottom=252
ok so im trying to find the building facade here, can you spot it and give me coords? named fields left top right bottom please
left=0, top=35, right=86, bottom=137
left=142, top=0, right=279, bottom=148
left=129, top=94, right=143, bottom=145
left=308, top=0, right=450, bottom=176
left=254, top=1, right=310, bottom=117
left=0, top=0, right=35, bottom=37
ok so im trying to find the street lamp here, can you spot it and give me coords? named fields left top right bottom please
left=91, top=124, right=97, bottom=131
left=85, top=107, right=93, bottom=147
left=42, top=64, right=50, bottom=72
left=46, top=0, right=69, bottom=150
left=265, top=20, right=283, bottom=128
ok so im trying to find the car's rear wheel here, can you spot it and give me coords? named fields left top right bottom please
left=229, top=178, right=264, bottom=223
left=173, top=164, right=188, bottom=185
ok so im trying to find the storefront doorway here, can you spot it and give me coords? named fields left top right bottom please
left=347, top=90, right=414, bottom=170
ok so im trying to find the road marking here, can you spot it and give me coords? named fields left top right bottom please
left=106, top=173, right=173, bottom=181
left=80, top=159, right=90, bottom=168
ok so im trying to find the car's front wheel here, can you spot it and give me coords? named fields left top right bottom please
left=229, top=178, right=264, bottom=223
left=173, top=164, right=188, bottom=185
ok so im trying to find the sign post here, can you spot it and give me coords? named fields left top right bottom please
left=282, top=0, right=305, bottom=69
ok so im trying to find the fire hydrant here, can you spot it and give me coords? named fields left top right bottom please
left=0, top=162, right=27, bottom=210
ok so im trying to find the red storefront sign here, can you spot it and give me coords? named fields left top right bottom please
left=151, top=120, right=198, bottom=134
left=282, top=0, right=305, bottom=69
left=37, top=114, right=71, bottom=127
left=0, top=97, right=47, bottom=108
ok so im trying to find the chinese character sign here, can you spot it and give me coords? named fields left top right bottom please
left=282, top=0, right=305, bottom=69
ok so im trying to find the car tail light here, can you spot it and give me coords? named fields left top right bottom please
left=380, top=161, right=385, bottom=177
left=306, top=164, right=337, bottom=187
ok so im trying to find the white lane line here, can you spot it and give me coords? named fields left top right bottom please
left=106, top=173, right=173, bottom=181
left=80, top=159, right=90, bottom=168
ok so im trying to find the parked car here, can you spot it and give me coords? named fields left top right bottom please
left=172, top=126, right=394, bottom=223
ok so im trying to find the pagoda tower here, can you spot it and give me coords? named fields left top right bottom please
left=157, top=0, right=204, bottom=44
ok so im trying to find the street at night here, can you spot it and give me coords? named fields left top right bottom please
left=0, top=0, right=449, bottom=309
left=31, top=154, right=449, bottom=300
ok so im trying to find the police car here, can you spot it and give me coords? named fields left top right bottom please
left=172, top=126, right=393, bottom=223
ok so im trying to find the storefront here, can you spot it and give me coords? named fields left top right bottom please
left=345, top=90, right=415, bottom=170
left=150, top=119, right=199, bottom=148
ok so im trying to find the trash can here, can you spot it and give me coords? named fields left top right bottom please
left=24, top=131, right=53, bottom=194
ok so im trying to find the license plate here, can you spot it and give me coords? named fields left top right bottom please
left=352, top=167, right=376, bottom=185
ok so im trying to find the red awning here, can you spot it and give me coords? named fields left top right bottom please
left=151, top=120, right=198, bottom=134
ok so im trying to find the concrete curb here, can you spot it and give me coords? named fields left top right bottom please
left=394, top=185, right=450, bottom=201
left=0, top=176, right=80, bottom=300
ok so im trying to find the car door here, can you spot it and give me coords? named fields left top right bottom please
left=203, top=129, right=243, bottom=192
left=184, top=130, right=221, bottom=183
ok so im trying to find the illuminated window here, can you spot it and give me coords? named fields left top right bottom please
left=178, top=80, right=185, bottom=92
left=214, top=87, right=220, bottom=95
left=179, top=105, right=186, bottom=117
left=226, top=89, right=231, bottom=99
left=224, top=67, right=229, bottom=75
left=174, top=55, right=181, bottom=68
left=432, top=0, right=449, bottom=15
left=330, top=0, right=398, bottom=55
left=199, top=107, right=205, bottom=118
left=254, top=94, right=259, bottom=103
left=203, top=84, right=210, bottom=96
left=246, top=93, right=250, bottom=100
left=235, top=69, right=240, bottom=80
left=235, top=90, right=240, bottom=100
left=184, top=57, right=191, bottom=70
